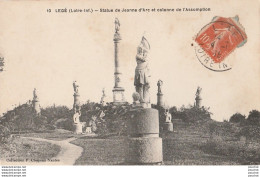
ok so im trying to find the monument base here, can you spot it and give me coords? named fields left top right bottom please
left=127, top=137, right=162, bottom=164
left=163, top=122, right=173, bottom=132
left=126, top=108, right=162, bottom=165
left=85, top=127, right=92, bottom=133
left=74, top=123, right=83, bottom=134
left=113, top=87, right=125, bottom=105
left=157, top=93, right=164, bottom=107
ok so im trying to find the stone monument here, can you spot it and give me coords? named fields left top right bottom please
left=72, top=81, right=83, bottom=134
left=112, top=18, right=125, bottom=105
left=157, top=80, right=164, bottom=107
left=100, top=88, right=108, bottom=106
left=162, top=108, right=173, bottom=132
left=134, top=36, right=151, bottom=108
left=195, top=86, right=202, bottom=108
left=32, top=88, right=41, bottom=115
left=126, top=36, right=162, bottom=165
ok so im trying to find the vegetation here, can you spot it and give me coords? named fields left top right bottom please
left=0, top=99, right=260, bottom=165
left=170, top=105, right=212, bottom=123
left=229, top=113, right=246, bottom=124
left=0, top=136, right=60, bottom=161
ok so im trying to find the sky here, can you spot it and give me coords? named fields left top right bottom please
left=0, top=0, right=259, bottom=121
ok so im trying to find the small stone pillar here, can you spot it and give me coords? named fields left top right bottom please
left=157, top=93, right=163, bottom=107
left=195, top=96, right=202, bottom=108
left=32, top=88, right=41, bottom=115
left=157, top=80, right=164, bottom=107
left=195, top=86, right=202, bottom=108
left=74, top=123, right=83, bottom=134
left=126, top=108, right=162, bottom=164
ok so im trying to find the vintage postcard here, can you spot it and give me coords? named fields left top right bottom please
left=0, top=0, right=259, bottom=167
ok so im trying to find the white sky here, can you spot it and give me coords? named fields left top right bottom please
left=0, top=0, right=259, bottom=121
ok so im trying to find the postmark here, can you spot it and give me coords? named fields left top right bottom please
left=194, top=16, right=247, bottom=72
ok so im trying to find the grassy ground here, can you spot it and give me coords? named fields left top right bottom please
left=71, top=136, right=241, bottom=165
left=2, top=121, right=259, bottom=165
left=71, top=121, right=260, bottom=165
left=0, top=136, right=60, bottom=161
left=71, top=136, right=127, bottom=165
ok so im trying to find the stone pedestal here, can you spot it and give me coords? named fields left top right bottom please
left=112, top=27, right=125, bottom=105
left=74, top=123, right=83, bottom=134
left=112, top=87, right=125, bottom=105
left=157, top=93, right=164, bottom=107
left=73, top=93, right=80, bottom=109
left=195, top=96, right=202, bottom=108
left=85, top=127, right=92, bottom=134
left=163, top=122, right=173, bottom=132
left=126, top=108, right=162, bottom=164
left=32, top=99, right=41, bottom=115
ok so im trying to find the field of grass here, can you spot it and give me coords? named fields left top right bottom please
left=1, top=120, right=259, bottom=165
left=71, top=136, right=127, bottom=165
left=0, top=136, right=61, bottom=162
left=71, top=121, right=260, bottom=165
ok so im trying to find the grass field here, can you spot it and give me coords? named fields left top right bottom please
left=71, top=136, right=127, bottom=165
left=71, top=121, right=260, bottom=165
left=0, top=136, right=61, bottom=162
left=2, top=121, right=259, bottom=165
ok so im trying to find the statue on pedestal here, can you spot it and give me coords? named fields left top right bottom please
left=164, top=109, right=172, bottom=123
left=134, top=36, right=151, bottom=106
left=100, top=88, right=107, bottom=106
left=157, top=80, right=163, bottom=94
left=32, top=88, right=41, bottom=115
left=195, top=86, right=202, bottom=108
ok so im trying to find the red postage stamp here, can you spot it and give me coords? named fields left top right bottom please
left=194, top=16, right=247, bottom=71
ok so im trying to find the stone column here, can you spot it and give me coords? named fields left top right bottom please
left=157, top=80, right=164, bottom=107
left=157, top=93, right=164, bottom=107
left=73, top=93, right=80, bottom=112
left=112, top=18, right=125, bottom=105
left=72, top=81, right=83, bottom=134
left=32, top=99, right=40, bottom=115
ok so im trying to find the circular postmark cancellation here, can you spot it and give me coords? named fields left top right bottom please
left=194, top=16, right=247, bottom=72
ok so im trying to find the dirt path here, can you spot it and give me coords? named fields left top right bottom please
left=24, top=137, right=83, bottom=165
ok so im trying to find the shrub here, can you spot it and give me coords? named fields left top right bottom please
left=0, top=125, right=10, bottom=143
left=247, top=110, right=260, bottom=125
left=229, top=113, right=246, bottom=123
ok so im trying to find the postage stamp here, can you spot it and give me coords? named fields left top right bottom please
left=194, top=16, right=247, bottom=72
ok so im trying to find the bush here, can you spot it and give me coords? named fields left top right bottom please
left=229, top=113, right=246, bottom=123
left=177, top=105, right=212, bottom=123
left=0, top=125, right=10, bottom=143
left=247, top=110, right=260, bottom=125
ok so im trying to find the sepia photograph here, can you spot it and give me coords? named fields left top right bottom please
left=0, top=0, right=259, bottom=173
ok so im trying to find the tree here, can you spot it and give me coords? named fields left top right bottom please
left=247, top=110, right=260, bottom=125
left=229, top=113, right=246, bottom=123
